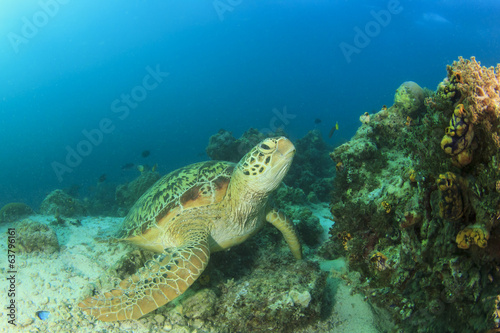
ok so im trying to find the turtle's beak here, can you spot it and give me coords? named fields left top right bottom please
left=276, top=137, right=296, bottom=158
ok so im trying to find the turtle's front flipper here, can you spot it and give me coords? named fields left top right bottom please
left=266, top=209, right=302, bottom=260
left=79, top=227, right=210, bottom=322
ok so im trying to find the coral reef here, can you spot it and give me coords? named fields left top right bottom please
left=206, top=128, right=333, bottom=202
left=206, top=127, right=287, bottom=163
left=212, top=258, right=326, bottom=332
left=280, top=203, right=324, bottom=248
left=274, top=185, right=308, bottom=206
left=205, top=129, right=240, bottom=162
left=0, top=202, right=34, bottom=223
left=435, top=56, right=500, bottom=167
left=284, top=129, right=334, bottom=202
left=39, top=189, right=87, bottom=217
left=86, top=183, right=119, bottom=216
left=17, top=218, right=59, bottom=253
left=115, top=170, right=160, bottom=216
left=394, top=81, right=426, bottom=117
left=322, top=57, right=500, bottom=332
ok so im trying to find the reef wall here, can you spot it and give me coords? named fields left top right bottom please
left=322, top=57, right=500, bottom=332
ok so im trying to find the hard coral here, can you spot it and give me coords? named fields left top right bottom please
left=205, top=129, right=240, bottom=162
left=436, top=172, right=468, bottom=221
left=449, top=57, right=500, bottom=124
left=39, top=189, right=86, bottom=217
left=17, top=218, right=59, bottom=253
left=284, top=129, right=334, bottom=201
left=456, top=224, right=489, bottom=249
left=394, top=81, right=426, bottom=117
left=115, top=170, right=160, bottom=215
left=442, top=57, right=500, bottom=162
left=0, top=202, right=34, bottom=223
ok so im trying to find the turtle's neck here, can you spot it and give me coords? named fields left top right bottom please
left=225, top=173, right=268, bottom=218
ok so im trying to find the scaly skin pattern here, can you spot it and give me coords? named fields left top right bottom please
left=79, top=137, right=302, bottom=321
left=79, top=224, right=209, bottom=321
left=266, top=209, right=302, bottom=260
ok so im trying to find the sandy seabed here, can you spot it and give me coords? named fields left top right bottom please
left=0, top=205, right=381, bottom=333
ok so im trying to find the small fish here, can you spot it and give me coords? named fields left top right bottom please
left=36, top=311, right=50, bottom=320
left=328, top=122, right=339, bottom=138
left=141, top=150, right=151, bottom=158
left=137, top=165, right=145, bottom=173
left=152, top=163, right=158, bottom=172
left=121, top=163, right=135, bottom=170
left=98, top=174, right=107, bottom=183
left=314, top=118, right=322, bottom=124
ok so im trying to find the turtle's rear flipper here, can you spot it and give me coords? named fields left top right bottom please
left=79, top=228, right=210, bottom=321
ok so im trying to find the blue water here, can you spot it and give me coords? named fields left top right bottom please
left=1, top=0, right=499, bottom=208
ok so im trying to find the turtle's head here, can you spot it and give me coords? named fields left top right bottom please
left=236, top=137, right=295, bottom=194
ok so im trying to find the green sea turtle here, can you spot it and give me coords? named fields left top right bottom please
left=79, top=137, right=302, bottom=321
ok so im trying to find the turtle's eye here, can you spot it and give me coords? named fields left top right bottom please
left=258, top=139, right=276, bottom=154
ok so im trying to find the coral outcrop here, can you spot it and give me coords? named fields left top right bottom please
left=394, top=81, right=426, bottom=117
left=0, top=202, right=34, bottom=223
left=206, top=128, right=286, bottom=163
left=206, top=128, right=333, bottom=202
left=205, top=129, right=240, bottom=162
left=85, top=183, right=119, bottom=217
left=212, top=258, right=326, bottom=332
left=17, top=218, right=59, bottom=253
left=284, top=129, right=334, bottom=202
left=115, top=170, right=160, bottom=216
left=39, top=190, right=87, bottom=217
left=435, top=56, right=500, bottom=167
left=322, top=57, right=500, bottom=332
